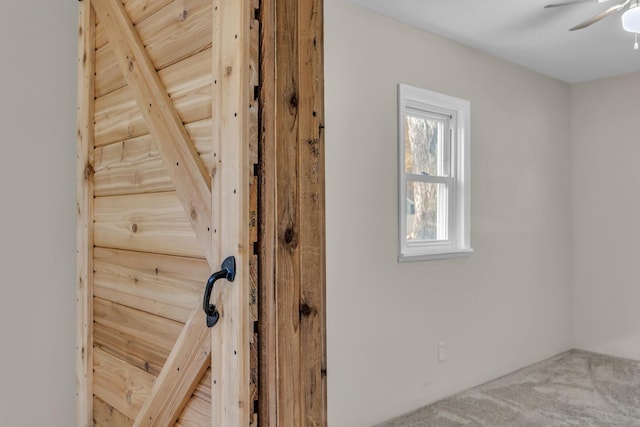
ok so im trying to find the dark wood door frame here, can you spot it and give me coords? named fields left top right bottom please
left=259, top=0, right=327, bottom=425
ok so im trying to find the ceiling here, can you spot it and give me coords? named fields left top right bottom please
left=347, top=0, right=640, bottom=83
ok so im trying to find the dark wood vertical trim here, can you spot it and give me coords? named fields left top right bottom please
left=76, top=1, right=95, bottom=425
left=259, top=0, right=326, bottom=423
left=275, top=0, right=303, bottom=424
left=297, top=0, right=327, bottom=423
left=258, top=0, right=278, bottom=424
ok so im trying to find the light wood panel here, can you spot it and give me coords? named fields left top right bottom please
left=94, top=249, right=207, bottom=323
left=211, top=0, right=252, bottom=424
left=94, top=47, right=213, bottom=147
left=136, top=0, right=212, bottom=71
left=175, top=395, right=211, bottom=427
left=76, top=2, right=95, bottom=426
left=95, top=44, right=123, bottom=98
left=122, top=0, right=174, bottom=24
left=93, top=0, right=214, bottom=266
left=95, top=247, right=210, bottom=286
left=95, top=2, right=225, bottom=425
left=93, top=347, right=155, bottom=420
left=94, top=120, right=213, bottom=197
left=94, top=322, right=168, bottom=376
left=96, top=22, right=106, bottom=50
left=192, top=367, right=212, bottom=403
left=96, top=0, right=211, bottom=86
left=94, top=192, right=203, bottom=258
left=133, top=306, right=210, bottom=426
left=95, top=0, right=173, bottom=50
left=94, top=298, right=183, bottom=356
left=94, top=85, right=147, bottom=147
left=93, top=396, right=133, bottom=427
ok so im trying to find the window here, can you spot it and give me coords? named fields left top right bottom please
left=398, top=84, right=472, bottom=261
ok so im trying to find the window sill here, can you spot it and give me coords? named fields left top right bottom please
left=398, top=247, right=473, bottom=263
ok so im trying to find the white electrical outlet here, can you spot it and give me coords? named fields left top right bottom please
left=438, top=342, right=447, bottom=362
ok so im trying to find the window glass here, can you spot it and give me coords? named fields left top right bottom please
left=406, top=181, right=448, bottom=242
left=404, top=115, right=449, bottom=177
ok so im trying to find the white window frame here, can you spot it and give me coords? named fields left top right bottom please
left=398, top=84, right=472, bottom=262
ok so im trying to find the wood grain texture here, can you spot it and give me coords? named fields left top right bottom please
left=136, top=0, right=212, bottom=71
left=94, top=322, right=169, bottom=377
left=123, top=0, right=174, bottom=23
left=93, top=0, right=214, bottom=265
left=95, top=0, right=173, bottom=50
left=258, top=0, right=278, bottom=423
left=96, top=21, right=106, bottom=50
left=94, top=84, right=148, bottom=147
left=260, top=0, right=327, bottom=424
left=94, top=120, right=214, bottom=197
left=298, top=0, right=327, bottom=423
left=94, top=396, right=134, bottom=427
left=211, top=0, right=252, bottom=425
left=94, top=248, right=209, bottom=323
left=76, top=2, right=95, bottom=426
left=95, top=43, right=123, bottom=98
left=275, top=0, right=303, bottom=423
left=94, top=297, right=183, bottom=358
left=94, top=192, right=204, bottom=258
left=96, top=0, right=213, bottom=98
left=192, top=367, right=212, bottom=403
left=93, top=346, right=156, bottom=420
left=175, top=395, right=211, bottom=427
left=94, top=47, right=213, bottom=148
left=133, top=307, right=211, bottom=426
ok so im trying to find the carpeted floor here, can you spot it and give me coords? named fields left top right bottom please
left=378, top=350, right=640, bottom=426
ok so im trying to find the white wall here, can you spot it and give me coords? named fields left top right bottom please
left=571, top=72, right=640, bottom=360
left=324, top=1, right=573, bottom=425
left=0, top=2, right=77, bottom=426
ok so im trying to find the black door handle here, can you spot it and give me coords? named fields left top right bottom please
left=203, top=256, right=236, bottom=327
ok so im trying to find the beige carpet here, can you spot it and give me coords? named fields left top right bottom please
left=378, top=350, right=640, bottom=426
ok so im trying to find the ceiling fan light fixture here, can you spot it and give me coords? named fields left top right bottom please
left=622, top=1, right=640, bottom=32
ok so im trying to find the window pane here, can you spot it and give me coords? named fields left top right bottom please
left=404, top=115, right=448, bottom=177
left=406, top=181, right=448, bottom=242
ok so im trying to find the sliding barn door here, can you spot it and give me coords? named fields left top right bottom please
left=76, top=0, right=259, bottom=425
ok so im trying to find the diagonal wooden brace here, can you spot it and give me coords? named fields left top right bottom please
left=92, top=1, right=215, bottom=425
left=92, top=0, right=214, bottom=266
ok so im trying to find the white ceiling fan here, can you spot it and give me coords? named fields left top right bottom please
left=546, top=0, right=640, bottom=48
left=544, top=0, right=640, bottom=33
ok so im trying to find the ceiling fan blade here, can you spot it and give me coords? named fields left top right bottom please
left=569, top=0, right=629, bottom=30
left=544, top=0, right=613, bottom=8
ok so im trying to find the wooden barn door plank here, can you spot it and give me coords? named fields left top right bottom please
left=76, top=1, right=95, bottom=426
left=91, top=1, right=214, bottom=425
left=211, top=0, right=252, bottom=424
left=91, top=0, right=213, bottom=264
left=134, top=308, right=211, bottom=426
